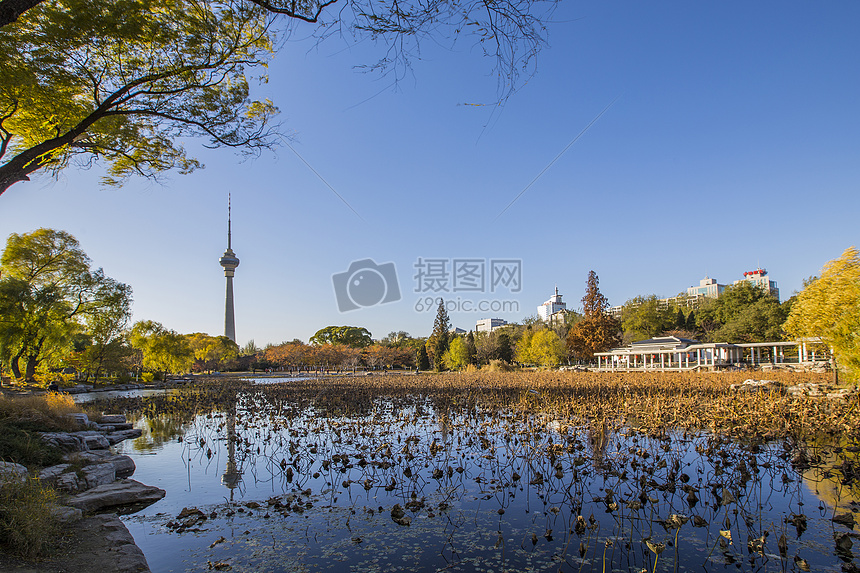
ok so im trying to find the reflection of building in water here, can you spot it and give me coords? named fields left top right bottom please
left=221, top=406, right=243, bottom=500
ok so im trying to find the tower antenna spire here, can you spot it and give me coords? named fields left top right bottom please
left=227, top=193, right=232, bottom=250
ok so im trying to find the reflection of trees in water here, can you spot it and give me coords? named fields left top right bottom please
left=126, top=412, right=191, bottom=452
left=801, top=435, right=860, bottom=535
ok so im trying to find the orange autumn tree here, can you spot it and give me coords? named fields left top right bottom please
left=566, top=270, right=621, bottom=361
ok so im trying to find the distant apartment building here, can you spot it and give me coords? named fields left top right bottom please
left=476, top=318, right=508, bottom=332
left=734, top=268, right=779, bottom=301
left=538, top=287, right=567, bottom=322
left=687, top=276, right=726, bottom=298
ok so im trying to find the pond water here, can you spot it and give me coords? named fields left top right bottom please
left=100, top=385, right=860, bottom=573
left=70, top=377, right=317, bottom=403
left=73, top=388, right=170, bottom=403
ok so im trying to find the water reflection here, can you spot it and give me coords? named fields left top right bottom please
left=221, top=396, right=243, bottom=500
left=99, top=383, right=860, bottom=572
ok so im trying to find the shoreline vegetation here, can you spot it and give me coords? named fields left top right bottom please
left=1, top=370, right=857, bottom=570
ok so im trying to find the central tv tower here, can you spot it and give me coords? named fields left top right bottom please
left=219, top=194, right=240, bottom=342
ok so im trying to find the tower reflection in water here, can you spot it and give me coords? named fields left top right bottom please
left=221, top=399, right=243, bottom=501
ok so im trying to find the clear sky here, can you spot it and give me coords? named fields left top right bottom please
left=1, top=1, right=858, bottom=347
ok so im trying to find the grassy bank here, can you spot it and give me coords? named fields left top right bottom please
left=0, top=393, right=99, bottom=558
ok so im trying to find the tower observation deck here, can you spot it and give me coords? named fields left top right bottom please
left=219, top=195, right=239, bottom=342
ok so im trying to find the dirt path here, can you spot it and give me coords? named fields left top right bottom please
left=0, top=514, right=150, bottom=573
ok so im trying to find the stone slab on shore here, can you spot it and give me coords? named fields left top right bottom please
left=0, top=514, right=151, bottom=573
left=67, top=479, right=166, bottom=513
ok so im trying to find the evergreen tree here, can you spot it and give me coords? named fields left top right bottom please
left=685, top=310, right=697, bottom=332
left=566, top=270, right=621, bottom=361
left=465, top=331, right=477, bottom=365
left=582, top=270, right=610, bottom=318
left=675, top=308, right=686, bottom=329
left=417, top=344, right=431, bottom=370
left=429, top=300, right=451, bottom=371
left=496, top=331, right=513, bottom=363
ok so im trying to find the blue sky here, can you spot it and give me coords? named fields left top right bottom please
left=1, top=1, right=858, bottom=347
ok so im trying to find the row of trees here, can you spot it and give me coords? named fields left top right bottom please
left=130, top=322, right=240, bottom=379
left=0, top=228, right=241, bottom=382
left=261, top=339, right=415, bottom=371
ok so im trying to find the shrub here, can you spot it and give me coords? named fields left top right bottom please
left=0, top=479, right=61, bottom=558
left=0, top=394, right=82, bottom=431
left=486, top=359, right=514, bottom=372
left=0, top=423, right=63, bottom=467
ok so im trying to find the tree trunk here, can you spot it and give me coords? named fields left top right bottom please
left=25, top=353, right=37, bottom=381
left=10, top=351, right=22, bottom=379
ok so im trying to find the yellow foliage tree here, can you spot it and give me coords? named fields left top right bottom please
left=516, top=329, right=565, bottom=367
left=785, top=247, right=860, bottom=381
left=443, top=337, right=471, bottom=371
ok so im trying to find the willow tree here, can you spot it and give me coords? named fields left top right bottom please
left=129, top=320, right=193, bottom=378
left=0, top=0, right=280, bottom=196
left=785, top=247, right=860, bottom=381
left=0, top=228, right=132, bottom=380
left=0, top=0, right=557, bottom=196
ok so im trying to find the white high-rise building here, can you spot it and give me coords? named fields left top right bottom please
left=538, top=287, right=566, bottom=321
